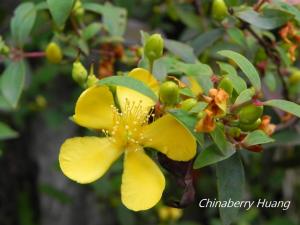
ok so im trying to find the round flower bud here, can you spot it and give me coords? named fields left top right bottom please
left=238, top=104, right=263, bottom=124
left=144, top=34, right=164, bottom=62
left=45, top=42, right=62, bottom=64
left=289, top=68, right=300, bottom=84
left=180, top=98, right=197, bottom=111
left=218, top=76, right=233, bottom=96
left=85, top=74, right=98, bottom=88
left=228, top=127, right=241, bottom=138
left=73, top=0, right=85, bottom=17
left=212, top=0, right=228, bottom=21
left=239, top=118, right=261, bottom=132
left=72, top=61, right=88, bottom=85
left=159, top=81, right=179, bottom=106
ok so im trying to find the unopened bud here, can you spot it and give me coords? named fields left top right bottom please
left=72, top=60, right=88, bottom=85
left=159, top=81, right=179, bottom=106
left=45, top=42, right=62, bottom=64
left=144, top=34, right=164, bottom=62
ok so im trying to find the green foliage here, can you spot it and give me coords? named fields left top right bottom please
left=0, top=121, right=18, bottom=140
left=1, top=61, right=25, bottom=109
left=218, top=50, right=261, bottom=91
left=264, top=99, right=300, bottom=117
left=242, top=130, right=274, bottom=146
left=47, top=0, right=75, bottom=27
left=216, top=153, right=245, bottom=225
left=10, top=2, right=37, bottom=47
left=98, top=76, right=158, bottom=101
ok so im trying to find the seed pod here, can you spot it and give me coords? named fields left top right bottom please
left=159, top=81, right=179, bottom=106
left=218, top=76, right=233, bottom=96
left=212, top=0, right=228, bottom=21
left=72, top=61, right=88, bottom=85
left=144, top=34, right=164, bottom=62
left=45, top=42, right=62, bottom=64
left=238, top=104, right=263, bottom=124
left=180, top=98, right=197, bottom=111
left=239, top=118, right=262, bottom=132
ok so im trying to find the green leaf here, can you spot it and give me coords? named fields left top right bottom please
left=210, top=123, right=231, bottom=155
left=164, top=39, right=197, bottom=63
left=169, top=109, right=204, bottom=147
left=216, top=153, right=245, bottom=225
left=263, top=71, right=277, bottom=92
left=98, top=76, right=157, bottom=101
left=264, top=99, right=300, bottom=118
left=152, top=58, right=168, bottom=81
left=234, top=88, right=255, bottom=106
left=273, top=0, right=300, bottom=23
left=47, top=0, right=74, bottom=27
left=0, top=122, right=18, bottom=140
left=1, top=61, right=26, bottom=108
left=84, top=3, right=127, bottom=37
left=10, top=2, right=37, bottom=46
left=189, top=101, right=208, bottom=114
left=226, top=27, right=246, bottom=47
left=218, top=50, right=261, bottom=91
left=191, top=29, right=224, bottom=55
left=179, top=88, right=195, bottom=98
left=193, top=143, right=235, bottom=169
left=82, top=22, right=102, bottom=41
left=236, top=9, right=289, bottom=30
left=179, top=63, right=213, bottom=94
left=218, top=62, right=247, bottom=94
left=266, top=129, right=300, bottom=148
left=242, top=130, right=274, bottom=146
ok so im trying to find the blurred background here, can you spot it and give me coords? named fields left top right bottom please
left=0, top=0, right=300, bottom=225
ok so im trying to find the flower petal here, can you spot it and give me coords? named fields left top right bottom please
left=128, top=68, right=159, bottom=94
left=59, top=137, right=122, bottom=184
left=142, top=114, right=196, bottom=161
left=121, top=147, right=165, bottom=211
left=116, top=68, right=158, bottom=114
left=73, top=86, right=114, bottom=130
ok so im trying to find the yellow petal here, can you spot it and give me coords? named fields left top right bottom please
left=73, top=86, right=114, bottom=130
left=128, top=68, right=159, bottom=94
left=121, top=147, right=165, bottom=211
left=59, top=137, right=122, bottom=184
left=142, top=114, right=196, bottom=161
left=116, top=87, right=155, bottom=115
left=187, top=76, right=203, bottom=96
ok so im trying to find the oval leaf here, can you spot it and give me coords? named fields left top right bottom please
left=218, top=50, right=261, bottom=91
left=216, top=153, right=245, bottom=225
left=98, top=76, right=157, bottom=101
left=10, top=2, right=37, bottom=46
left=1, top=61, right=26, bottom=108
left=242, top=130, right=274, bottom=146
left=264, top=99, right=300, bottom=118
left=47, top=0, right=75, bottom=27
left=0, top=122, right=18, bottom=140
left=164, top=39, right=197, bottom=63
left=193, top=143, right=235, bottom=169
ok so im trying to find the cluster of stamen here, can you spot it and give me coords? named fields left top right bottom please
left=102, top=99, right=155, bottom=149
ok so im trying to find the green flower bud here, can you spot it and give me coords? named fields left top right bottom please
left=159, top=81, right=179, bottom=106
left=218, top=76, right=233, bottom=96
left=228, top=127, right=241, bottom=138
left=45, top=42, right=62, bottom=64
left=239, top=118, right=261, bottom=132
left=144, top=34, right=164, bottom=62
left=72, top=60, right=88, bottom=85
left=197, top=111, right=205, bottom=119
left=85, top=74, right=98, bottom=88
left=180, top=98, right=197, bottom=111
left=238, top=104, right=263, bottom=124
left=212, top=0, right=228, bottom=21
left=289, top=68, right=300, bottom=84
left=73, top=0, right=85, bottom=17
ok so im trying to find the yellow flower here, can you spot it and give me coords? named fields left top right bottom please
left=59, top=68, right=196, bottom=211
